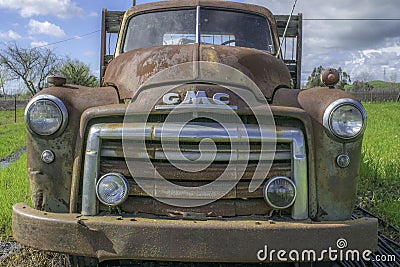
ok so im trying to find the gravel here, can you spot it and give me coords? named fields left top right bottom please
left=0, top=240, right=20, bottom=261
left=0, top=239, right=69, bottom=267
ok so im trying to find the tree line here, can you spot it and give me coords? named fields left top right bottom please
left=0, top=42, right=99, bottom=97
left=304, top=65, right=399, bottom=92
left=305, top=66, right=351, bottom=90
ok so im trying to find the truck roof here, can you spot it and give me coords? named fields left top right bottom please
left=124, top=0, right=277, bottom=28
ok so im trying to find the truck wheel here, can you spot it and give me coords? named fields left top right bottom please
left=68, top=255, right=99, bottom=267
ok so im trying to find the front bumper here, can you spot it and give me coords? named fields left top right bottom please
left=12, top=203, right=378, bottom=262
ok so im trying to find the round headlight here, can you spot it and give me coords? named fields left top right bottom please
left=263, top=177, right=296, bottom=209
left=96, top=173, right=129, bottom=206
left=323, top=98, right=366, bottom=141
left=25, top=95, right=68, bottom=136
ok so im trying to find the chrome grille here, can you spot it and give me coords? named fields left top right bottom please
left=82, top=122, right=308, bottom=219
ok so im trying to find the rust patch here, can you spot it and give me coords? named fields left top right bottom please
left=104, top=44, right=291, bottom=101
left=34, top=190, right=44, bottom=211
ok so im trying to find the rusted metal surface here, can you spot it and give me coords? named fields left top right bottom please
left=101, top=141, right=291, bottom=161
left=103, top=44, right=197, bottom=100
left=272, top=88, right=302, bottom=108
left=200, top=45, right=291, bottom=100
left=13, top=203, right=378, bottom=262
left=321, top=68, right=340, bottom=88
left=272, top=87, right=365, bottom=220
left=298, top=87, right=358, bottom=123
left=104, top=45, right=291, bottom=100
left=114, top=198, right=275, bottom=217
left=124, top=180, right=266, bottom=199
left=100, top=160, right=291, bottom=180
left=312, top=122, right=362, bottom=221
left=26, top=85, right=119, bottom=212
left=298, top=88, right=363, bottom=220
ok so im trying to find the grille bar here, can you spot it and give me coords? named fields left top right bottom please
left=101, top=141, right=291, bottom=162
left=100, top=160, right=291, bottom=181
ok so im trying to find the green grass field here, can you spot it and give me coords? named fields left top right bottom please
left=0, top=109, right=28, bottom=237
left=0, top=155, right=29, bottom=236
left=358, top=102, right=400, bottom=230
left=0, top=109, right=24, bottom=125
left=369, top=80, right=400, bottom=90
left=0, top=104, right=399, bottom=237
left=0, top=110, right=26, bottom=160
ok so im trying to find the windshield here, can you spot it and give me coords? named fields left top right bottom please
left=123, top=8, right=274, bottom=53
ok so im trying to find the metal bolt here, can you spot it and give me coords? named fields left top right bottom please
left=336, top=154, right=350, bottom=168
left=41, top=150, right=55, bottom=164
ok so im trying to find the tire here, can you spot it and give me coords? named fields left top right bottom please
left=68, top=255, right=99, bottom=267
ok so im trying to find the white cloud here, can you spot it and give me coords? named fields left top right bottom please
left=83, top=50, right=96, bottom=57
left=28, top=19, right=66, bottom=37
left=92, top=69, right=100, bottom=77
left=243, top=0, right=400, bottom=83
left=7, top=30, right=21, bottom=39
left=345, top=44, right=400, bottom=81
left=0, top=0, right=84, bottom=18
left=88, top=11, right=98, bottom=17
left=0, top=29, right=21, bottom=40
left=30, top=41, right=49, bottom=48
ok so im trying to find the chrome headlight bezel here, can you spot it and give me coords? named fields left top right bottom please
left=323, top=98, right=367, bottom=142
left=263, top=176, right=297, bottom=209
left=25, top=94, right=68, bottom=137
left=96, top=173, right=129, bottom=206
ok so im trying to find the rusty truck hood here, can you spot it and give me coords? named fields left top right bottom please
left=103, top=44, right=291, bottom=101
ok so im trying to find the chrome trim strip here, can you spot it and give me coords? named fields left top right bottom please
left=100, top=148, right=291, bottom=162
left=82, top=123, right=308, bottom=219
left=274, top=128, right=308, bottom=220
left=155, top=103, right=238, bottom=110
left=195, top=6, right=200, bottom=44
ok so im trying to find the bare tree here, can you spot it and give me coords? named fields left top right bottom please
left=0, top=42, right=61, bottom=96
left=356, top=71, right=373, bottom=82
left=389, top=72, right=398, bottom=90
left=0, top=65, right=10, bottom=96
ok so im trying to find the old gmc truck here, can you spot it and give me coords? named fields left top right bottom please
left=12, top=0, right=377, bottom=265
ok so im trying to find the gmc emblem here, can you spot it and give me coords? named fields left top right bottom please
left=155, top=91, right=237, bottom=110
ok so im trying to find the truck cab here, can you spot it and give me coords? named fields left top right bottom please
left=13, top=0, right=377, bottom=265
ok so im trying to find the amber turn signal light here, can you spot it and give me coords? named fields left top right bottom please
left=321, top=68, right=340, bottom=88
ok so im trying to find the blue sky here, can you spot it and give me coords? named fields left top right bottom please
left=0, top=0, right=139, bottom=79
left=1, top=0, right=399, bottom=92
